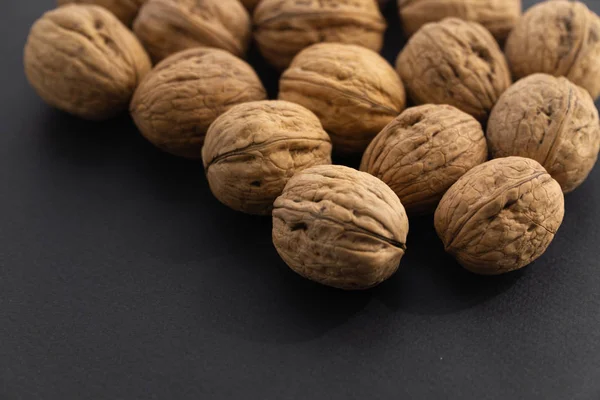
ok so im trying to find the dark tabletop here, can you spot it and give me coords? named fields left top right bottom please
left=2, top=1, right=600, bottom=399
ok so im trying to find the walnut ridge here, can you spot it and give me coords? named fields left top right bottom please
left=57, top=0, right=147, bottom=26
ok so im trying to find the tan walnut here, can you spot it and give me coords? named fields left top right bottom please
left=57, top=0, right=147, bottom=26
left=487, top=74, right=600, bottom=194
left=361, top=105, right=488, bottom=216
left=398, top=0, right=522, bottom=43
left=505, top=0, right=600, bottom=99
left=279, top=43, right=406, bottom=154
left=131, top=48, right=266, bottom=159
left=272, top=165, right=409, bottom=290
left=202, top=101, right=333, bottom=215
left=133, top=0, right=251, bottom=63
left=396, top=18, right=511, bottom=122
left=435, top=157, right=564, bottom=275
left=24, top=4, right=151, bottom=120
left=254, top=0, right=386, bottom=70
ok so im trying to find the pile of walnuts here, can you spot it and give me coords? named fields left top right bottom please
left=24, top=0, right=600, bottom=290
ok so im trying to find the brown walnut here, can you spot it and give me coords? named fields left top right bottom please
left=253, top=0, right=386, bottom=70
left=24, top=4, right=151, bottom=120
left=361, top=104, right=488, bottom=216
left=57, top=0, right=147, bottom=26
left=487, top=74, right=600, bottom=194
left=396, top=18, right=511, bottom=122
left=272, top=165, right=409, bottom=290
left=133, top=0, right=251, bottom=63
left=131, top=48, right=266, bottom=159
left=202, top=101, right=333, bottom=215
left=505, top=0, right=600, bottom=99
left=279, top=43, right=406, bottom=154
left=435, top=157, right=564, bottom=275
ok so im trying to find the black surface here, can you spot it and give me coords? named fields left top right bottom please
left=2, top=1, right=600, bottom=399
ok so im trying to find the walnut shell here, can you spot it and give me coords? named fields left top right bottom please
left=57, top=0, right=147, bottom=26
left=279, top=43, right=406, bottom=154
left=487, top=74, right=600, bottom=194
left=272, top=165, right=409, bottom=290
left=133, top=0, right=251, bottom=63
left=505, top=0, right=600, bottom=99
left=253, top=0, right=386, bottom=70
left=361, top=104, right=488, bottom=216
left=24, top=4, right=151, bottom=120
left=202, top=101, right=333, bottom=215
left=396, top=18, right=511, bottom=122
left=131, top=48, right=266, bottom=159
left=398, top=0, right=522, bottom=43
left=435, top=157, right=564, bottom=275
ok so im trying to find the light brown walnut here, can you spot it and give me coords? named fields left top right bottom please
left=57, top=0, right=147, bottom=26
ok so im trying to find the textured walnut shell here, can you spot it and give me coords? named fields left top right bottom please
left=397, top=18, right=511, bottom=122
left=398, top=0, right=522, bottom=43
left=487, top=74, right=600, bottom=194
left=131, top=48, right=266, bottom=159
left=279, top=43, right=406, bottom=154
left=505, top=1, right=600, bottom=99
left=133, top=0, right=251, bottom=63
left=24, top=5, right=151, bottom=120
left=272, top=165, right=408, bottom=290
left=361, top=105, right=488, bottom=216
left=435, top=157, right=564, bottom=275
left=202, top=101, right=332, bottom=215
left=57, top=0, right=147, bottom=26
left=254, top=0, right=386, bottom=70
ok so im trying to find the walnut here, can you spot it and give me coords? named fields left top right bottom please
left=361, top=104, right=488, bottom=216
left=434, top=157, right=564, bottom=275
left=279, top=43, right=406, bottom=154
left=487, top=74, right=600, bottom=194
left=272, top=165, right=409, bottom=290
left=396, top=18, right=511, bottom=122
left=133, top=0, right=251, bottom=63
left=130, top=48, right=266, bottom=159
left=24, top=4, right=151, bottom=120
left=57, top=0, right=147, bottom=26
left=398, top=0, right=522, bottom=43
left=253, top=0, right=386, bottom=70
left=505, top=0, right=600, bottom=99
left=239, top=0, right=260, bottom=12
left=202, top=101, right=333, bottom=215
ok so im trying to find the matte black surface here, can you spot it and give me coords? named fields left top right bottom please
left=2, top=1, right=600, bottom=399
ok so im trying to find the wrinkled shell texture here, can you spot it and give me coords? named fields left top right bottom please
left=24, top=5, right=151, bottom=120
left=273, top=165, right=409, bottom=290
left=131, top=48, right=266, bottom=159
left=397, top=18, right=511, bottom=122
left=398, top=0, right=522, bottom=42
left=254, top=0, right=386, bottom=70
left=202, top=101, right=333, bottom=215
left=487, top=74, right=600, bottom=193
left=361, top=104, right=487, bottom=215
left=505, top=1, right=600, bottom=99
left=279, top=43, right=406, bottom=154
left=133, top=0, right=251, bottom=63
left=435, top=157, right=564, bottom=275
left=57, top=0, right=147, bottom=25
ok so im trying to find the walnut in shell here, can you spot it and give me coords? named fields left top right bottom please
left=133, top=0, right=251, bottom=63
left=487, top=74, right=600, bottom=194
left=396, top=18, right=511, bottom=122
left=24, top=4, right=151, bottom=120
left=361, top=105, right=488, bottom=216
left=279, top=43, right=406, bottom=154
left=505, top=1, right=600, bottom=99
left=435, top=157, right=564, bottom=275
left=57, top=0, right=147, bottom=26
left=253, top=0, right=386, bottom=70
left=131, top=48, right=266, bottom=159
left=272, top=165, right=409, bottom=290
left=202, top=101, right=332, bottom=215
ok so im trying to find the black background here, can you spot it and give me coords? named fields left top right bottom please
left=2, top=1, right=600, bottom=399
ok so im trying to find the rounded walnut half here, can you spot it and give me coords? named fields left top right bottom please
left=57, top=0, right=147, bottom=26
left=202, top=101, right=333, bottom=215
left=361, top=105, right=488, bottom=216
left=435, top=157, right=564, bottom=275
left=131, top=48, right=266, bottom=159
left=279, top=43, right=406, bottom=154
left=24, top=4, right=151, bottom=120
